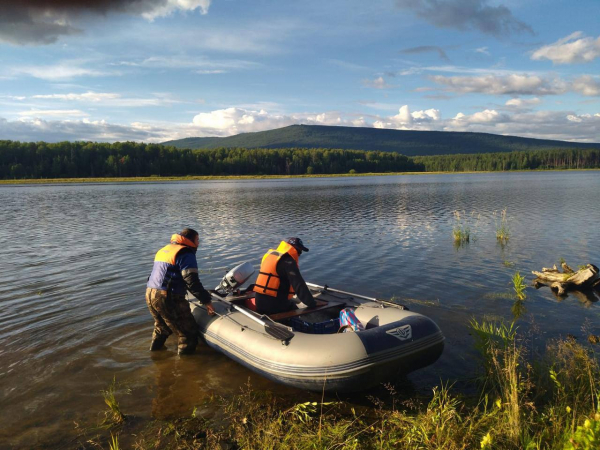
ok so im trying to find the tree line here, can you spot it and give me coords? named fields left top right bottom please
left=0, top=141, right=421, bottom=178
left=413, top=148, right=600, bottom=172
left=1, top=140, right=598, bottom=179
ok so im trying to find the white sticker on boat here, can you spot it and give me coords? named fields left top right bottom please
left=386, top=325, right=412, bottom=341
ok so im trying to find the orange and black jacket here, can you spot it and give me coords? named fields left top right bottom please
left=147, top=234, right=212, bottom=304
left=252, top=241, right=316, bottom=307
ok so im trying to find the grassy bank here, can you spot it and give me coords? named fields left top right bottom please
left=2, top=168, right=600, bottom=185
left=82, top=321, right=600, bottom=450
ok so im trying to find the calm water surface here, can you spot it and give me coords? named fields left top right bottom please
left=1, top=172, right=599, bottom=448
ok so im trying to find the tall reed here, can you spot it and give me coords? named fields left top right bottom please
left=495, top=208, right=511, bottom=242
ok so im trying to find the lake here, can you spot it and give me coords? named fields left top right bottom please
left=1, top=171, right=599, bottom=448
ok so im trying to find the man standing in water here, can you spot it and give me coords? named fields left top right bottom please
left=146, top=228, right=215, bottom=355
left=252, top=237, right=317, bottom=315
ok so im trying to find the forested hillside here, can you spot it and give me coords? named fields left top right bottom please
left=163, top=125, right=599, bottom=156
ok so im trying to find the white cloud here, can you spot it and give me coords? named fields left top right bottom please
left=9, top=64, right=110, bottom=81
left=373, top=105, right=441, bottom=130
left=0, top=117, right=173, bottom=142
left=445, top=109, right=600, bottom=142
left=17, top=109, right=89, bottom=118
left=363, top=76, right=393, bottom=89
left=191, top=107, right=354, bottom=136
left=32, top=92, right=120, bottom=102
left=531, top=32, right=600, bottom=64
left=571, top=75, right=600, bottom=97
left=133, top=56, right=261, bottom=71
left=430, top=74, right=568, bottom=96
left=29, top=91, right=185, bottom=107
left=141, top=0, right=211, bottom=20
left=451, top=109, right=504, bottom=124
left=505, top=97, right=541, bottom=108
left=3, top=102, right=600, bottom=145
left=475, top=47, right=490, bottom=56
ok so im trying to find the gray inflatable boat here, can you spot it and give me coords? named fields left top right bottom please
left=190, top=264, right=444, bottom=392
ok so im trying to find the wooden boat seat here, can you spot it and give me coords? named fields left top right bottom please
left=269, top=300, right=345, bottom=321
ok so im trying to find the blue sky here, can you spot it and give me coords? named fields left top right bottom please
left=1, top=0, right=599, bottom=143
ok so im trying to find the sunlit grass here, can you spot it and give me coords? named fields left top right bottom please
left=453, top=210, right=480, bottom=245
left=109, top=433, right=120, bottom=450
left=91, top=323, right=599, bottom=450
left=495, top=208, right=511, bottom=242
left=101, top=377, right=127, bottom=426
left=512, top=272, right=527, bottom=301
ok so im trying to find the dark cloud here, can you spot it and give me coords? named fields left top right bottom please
left=0, top=1, right=203, bottom=45
left=395, top=0, right=534, bottom=38
left=401, top=46, right=450, bottom=62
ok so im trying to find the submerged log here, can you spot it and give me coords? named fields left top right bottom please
left=532, top=263, right=599, bottom=296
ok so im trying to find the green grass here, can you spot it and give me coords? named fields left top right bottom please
left=495, top=208, right=511, bottom=242
left=452, top=210, right=476, bottom=244
left=101, top=377, right=127, bottom=426
left=108, top=433, right=120, bottom=450
left=86, top=318, right=600, bottom=450
left=512, top=272, right=527, bottom=301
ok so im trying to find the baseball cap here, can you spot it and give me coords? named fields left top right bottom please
left=286, top=237, right=309, bottom=252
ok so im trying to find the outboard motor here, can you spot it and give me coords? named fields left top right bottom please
left=215, top=261, right=255, bottom=296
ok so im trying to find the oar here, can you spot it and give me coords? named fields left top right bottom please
left=194, top=295, right=295, bottom=342
left=305, top=282, right=408, bottom=310
left=230, top=304, right=295, bottom=342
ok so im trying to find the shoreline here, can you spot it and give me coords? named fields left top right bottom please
left=1, top=168, right=599, bottom=185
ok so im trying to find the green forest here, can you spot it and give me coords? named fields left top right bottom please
left=0, top=141, right=420, bottom=179
left=414, top=148, right=600, bottom=171
left=1, top=140, right=599, bottom=180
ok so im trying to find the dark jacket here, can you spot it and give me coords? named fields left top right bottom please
left=147, top=235, right=212, bottom=304
left=254, top=253, right=316, bottom=315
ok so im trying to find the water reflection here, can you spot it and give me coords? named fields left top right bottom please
left=1, top=172, right=600, bottom=447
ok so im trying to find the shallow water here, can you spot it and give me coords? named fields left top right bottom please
left=1, top=172, right=599, bottom=448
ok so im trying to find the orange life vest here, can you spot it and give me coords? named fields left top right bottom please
left=154, top=234, right=197, bottom=265
left=252, top=241, right=300, bottom=300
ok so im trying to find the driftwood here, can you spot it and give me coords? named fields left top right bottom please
left=532, top=263, right=599, bottom=296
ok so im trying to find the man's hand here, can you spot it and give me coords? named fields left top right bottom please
left=205, top=302, right=216, bottom=316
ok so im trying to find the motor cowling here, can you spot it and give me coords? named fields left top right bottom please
left=215, top=261, right=255, bottom=295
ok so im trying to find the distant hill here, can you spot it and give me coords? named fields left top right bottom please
left=162, top=125, right=599, bottom=156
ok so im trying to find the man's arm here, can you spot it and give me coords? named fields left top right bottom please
left=279, top=255, right=316, bottom=308
left=179, top=252, right=212, bottom=305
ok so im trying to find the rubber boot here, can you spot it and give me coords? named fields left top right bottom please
left=149, top=333, right=168, bottom=351
left=177, top=336, right=197, bottom=356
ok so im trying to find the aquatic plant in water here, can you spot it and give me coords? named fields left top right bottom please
left=512, top=272, right=527, bottom=301
left=101, top=376, right=127, bottom=426
left=495, top=208, right=511, bottom=242
left=453, top=210, right=479, bottom=245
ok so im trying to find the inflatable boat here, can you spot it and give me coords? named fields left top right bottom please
left=190, top=263, right=444, bottom=392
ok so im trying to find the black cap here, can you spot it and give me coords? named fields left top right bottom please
left=286, top=237, right=309, bottom=252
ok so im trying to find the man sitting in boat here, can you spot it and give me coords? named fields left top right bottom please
left=252, top=237, right=317, bottom=315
